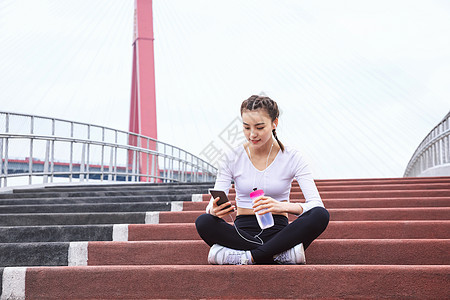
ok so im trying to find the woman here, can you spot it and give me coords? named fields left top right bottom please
left=195, top=95, right=329, bottom=265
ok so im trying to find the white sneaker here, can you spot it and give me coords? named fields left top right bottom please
left=208, top=244, right=250, bottom=265
left=273, top=243, right=306, bottom=265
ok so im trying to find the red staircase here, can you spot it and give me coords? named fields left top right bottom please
left=2, top=177, right=450, bottom=299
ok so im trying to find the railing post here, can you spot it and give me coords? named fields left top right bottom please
left=29, top=116, right=34, bottom=185
left=132, top=148, right=136, bottom=182
left=189, top=155, right=192, bottom=183
left=108, top=146, right=114, bottom=181
left=125, top=139, right=129, bottom=182
left=43, top=140, right=50, bottom=184
left=204, top=162, right=207, bottom=181
left=136, top=136, right=141, bottom=182
left=151, top=153, right=156, bottom=183
left=170, top=147, right=174, bottom=181
left=163, top=144, right=167, bottom=183
left=100, top=128, right=105, bottom=182
left=196, top=157, right=199, bottom=182
left=80, top=143, right=86, bottom=182
left=69, top=122, right=74, bottom=182
left=50, top=119, right=55, bottom=183
left=146, top=138, right=150, bottom=182
left=437, top=139, right=442, bottom=166
left=180, top=156, right=184, bottom=182
left=114, top=130, right=118, bottom=182
left=445, top=136, right=449, bottom=164
left=183, top=152, right=187, bottom=182
left=431, top=143, right=439, bottom=167
left=3, top=138, right=8, bottom=187
left=3, top=113, right=9, bottom=187
left=185, top=158, right=188, bottom=182
left=0, top=137, right=3, bottom=188
left=86, top=125, right=91, bottom=182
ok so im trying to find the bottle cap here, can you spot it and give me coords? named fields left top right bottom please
left=250, top=189, right=264, bottom=199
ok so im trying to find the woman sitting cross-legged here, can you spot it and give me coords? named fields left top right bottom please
left=195, top=95, right=330, bottom=265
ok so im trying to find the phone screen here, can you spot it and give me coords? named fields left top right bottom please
left=209, top=189, right=234, bottom=211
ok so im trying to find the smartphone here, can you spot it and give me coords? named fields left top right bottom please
left=209, top=189, right=234, bottom=212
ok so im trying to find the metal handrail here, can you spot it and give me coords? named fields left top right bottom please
left=404, top=111, right=450, bottom=177
left=0, top=111, right=217, bottom=187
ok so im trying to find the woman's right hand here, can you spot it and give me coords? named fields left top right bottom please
left=210, top=197, right=235, bottom=218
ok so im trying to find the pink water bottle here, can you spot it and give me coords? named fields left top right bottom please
left=250, top=189, right=274, bottom=229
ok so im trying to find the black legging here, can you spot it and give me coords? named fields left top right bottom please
left=195, top=207, right=330, bottom=264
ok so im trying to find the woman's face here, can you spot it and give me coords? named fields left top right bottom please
left=242, top=109, right=277, bottom=148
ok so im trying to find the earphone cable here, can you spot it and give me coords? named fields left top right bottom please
left=229, top=214, right=264, bottom=246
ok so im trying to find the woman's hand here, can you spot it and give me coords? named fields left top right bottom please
left=252, top=196, right=303, bottom=215
left=210, top=197, right=235, bottom=218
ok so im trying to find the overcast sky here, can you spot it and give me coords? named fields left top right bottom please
left=1, top=0, right=449, bottom=179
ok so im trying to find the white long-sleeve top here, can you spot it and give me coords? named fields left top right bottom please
left=206, top=144, right=324, bottom=215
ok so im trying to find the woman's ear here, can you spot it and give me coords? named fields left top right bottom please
left=273, top=118, right=278, bottom=129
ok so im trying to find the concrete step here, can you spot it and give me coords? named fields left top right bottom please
left=231, top=185, right=450, bottom=196
left=324, top=207, right=450, bottom=221
left=126, top=221, right=450, bottom=241
left=4, top=181, right=214, bottom=191
left=1, top=239, right=448, bottom=267
left=3, top=182, right=447, bottom=202
left=2, top=193, right=448, bottom=207
left=4, top=177, right=445, bottom=194
left=189, top=183, right=450, bottom=195
left=15, top=181, right=214, bottom=192
left=313, top=176, right=450, bottom=185
left=0, top=225, right=114, bottom=243
left=0, top=212, right=147, bottom=226
left=0, top=176, right=449, bottom=299
left=0, top=195, right=193, bottom=205
left=3, top=197, right=449, bottom=214
left=36, top=182, right=450, bottom=193
left=197, top=189, right=450, bottom=201
left=2, top=220, right=448, bottom=243
left=0, top=188, right=209, bottom=199
left=319, top=182, right=450, bottom=189
left=0, top=243, right=69, bottom=267
left=16, top=177, right=446, bottom=192
left=137, top=208, right=450, bottom=224
left=185, top=197, right=450, bottom=210
left=256, top=182, right=450, bottom=192
left=7, top=178, right=445, bottom=198
left=86, top=239, right=450, bottom=266
left=4, top=265, right=449, bottom=299
left=1, top=207, right=448, bottom=226
left=0, top=202, right=176, bottom=214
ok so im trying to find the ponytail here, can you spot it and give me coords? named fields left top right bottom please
left=272, top=129, right=285, bottom=152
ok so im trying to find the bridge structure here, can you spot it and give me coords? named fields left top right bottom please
left=0, top=0, right=217, bottom=188
left=404, top=111, right=450, bottom=177
left=0, top=111, right=216, bottom=188
left=128, top=0, right=159, bottom=179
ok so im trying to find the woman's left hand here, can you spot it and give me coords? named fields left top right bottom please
left=252, top=196, right=288, bottom=215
